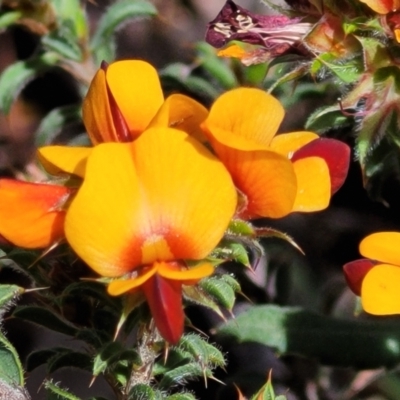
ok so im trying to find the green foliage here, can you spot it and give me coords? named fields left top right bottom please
left=250, top=373, right=287, bottom=400
left=153, top=334, right=225, bottom=389
left=90, top=0, right=157, bottom=65
left=199, top=275, right=237, bottom=311
left=35, top=104, right=83, bottom=146
left=0, top=284, right=24, bottom=315
left=0, top=331, right=24, bottom=387
left=306, top=104, right=352, bottom=133
left=12, top=306, right=78, bottom=336
left=218, top=305, right=400, bottom=368
left=195, top=42, right=238, bottom=89
left=0, top=52, right=60, bottom=113
left=44, top=380, right=80, bottom=400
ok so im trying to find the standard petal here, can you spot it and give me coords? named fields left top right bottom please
left=149, top=94, right=208, bottom=143
left=130, top=127, right=237, bottom=260
left=38, top=146, right=92, bottom=178
left=82, top=68, right=118, bottom=144
left=201, top=88, right=284, bottom=151
left=362, top=264, right=400, bottom=315
left=291, top=157, right=331, bottom=212
left=214, top=144, right=296, bottom=218
left=0, top=179, right=70, bottom=248
left=65, top=128, right=237, bottom=277
left=343, top=259, right=377, bottom=296
left=292, top=138, right=350, bottom=194
left=65, top=143, right=145, bottom=277
left=359, top=232, right=400, bottom=265
left=270, top=131, right=319, bottom=157
left=106, top=60, right=164, bottom=138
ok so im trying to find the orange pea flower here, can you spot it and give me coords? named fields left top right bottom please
left=0, top=179, right=72, bottom=248
left=38, top=59, right=208, bottom=173
left=343, top=232, right=400, bottom=315
left=63, top=127, right=237, bottom=343
left=201, top=88, right=350, bottom=219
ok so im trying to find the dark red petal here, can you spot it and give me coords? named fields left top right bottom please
left=343, top=259, right=377, bottom=296
left=292, top=138, right=350, bottom=194
left=142, top=273, right=184, bottom=345
left=105, top=83, right=131, bottom=143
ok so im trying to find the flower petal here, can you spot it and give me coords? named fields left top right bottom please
left=292, top=138, right=350, bottom=194
left=291, top=157, right=331, bottom=212
left=107, top=60, right=164, bottom=138
left=158, top=262, right=214, bottom=282
left=82, top=68, right=118, bottom=144
left=65, top=128, right=237, bottom=277
left=343, top=258, right=377, bottom=296
left=142, top=271, right=184, bottom=344
left=149, top=94, right=208, bottom=143
left=38, top=146, right=92, bottom=178
left=201, top=88, right=284, bottom=150
left=269, top=131, right=319, bottom=157
left=359, top=232, right=400, bottom=265
left=0, top=179, right=70, bottom=248
left=359, top=0, right=399, bottom=14
left=362, top=264, right=400, bottom=315
left=107, top=265, right=158, bottom=296
left=216, top=146, right=297, bottom=219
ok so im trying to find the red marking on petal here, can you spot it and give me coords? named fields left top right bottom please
left=343, top=259, right=377, bottom=296
left=142, top=273, right=184, bottom=344
left=105, top=83, right=131, bottom=142
left=292, top=138, right=350, bottom=194
left=100, top=60, right=109, bottom=71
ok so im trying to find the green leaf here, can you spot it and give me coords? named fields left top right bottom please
left=51, top=0, right=87, bottom=39
left=27, top=348, right=60, bottom=372
left=90, top=0, right=157, bottom=65
left=13, top=306, right=78, bottom=336
left=306, top=104, right=352, bottom=133
left=0, top=331, right=24, bottom=386
left=178, top=334, right=225, bottom=369
left=128, top=384, right=157, bottom=400
left=35, top=104, right=82, bottom=146
left=0, top=284, right=24, bottom=312
left=47, top=350, right=92, bottom=374
left=183, top=286, right=225, bottom=320
left=167, top=393, right=197, bottom=400
left=0, top=11, right=22, bottom=30
left=44, top=380, right=81, bottom=400
left=228, top=220, right=256, bottom=236
left=0, top=52, right=60, bottom=113
left=61, top=281, right=120, bottom=311
left=218, top=305, right=400, bottom=368
left=158, top=363, right=205, bottom=389
left=42, top=25, right=83, bottom=61
left=199, top=276, right=236, bottom=311
left=92, top=341, right=124, bottom=377
left=195, top=42, right=238, bottom=89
